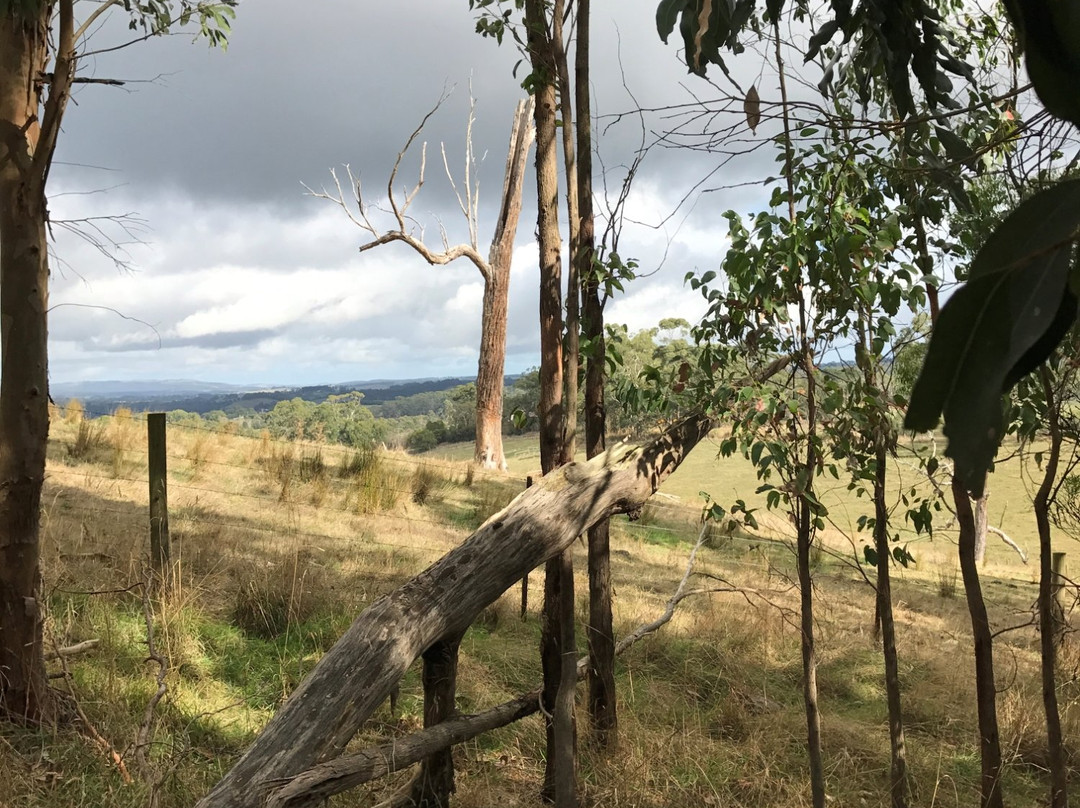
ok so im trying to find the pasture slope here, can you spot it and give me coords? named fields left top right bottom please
left=0, top=411, right=1072, bottom=807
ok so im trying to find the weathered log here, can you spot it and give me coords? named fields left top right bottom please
left=264, top=523, right=714, bottom=808
left=195, top=413, right=714, bottom=808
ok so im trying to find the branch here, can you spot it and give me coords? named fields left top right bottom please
left=74, top=0, right=122, bottom=43
left=33, top=0, right=76, bottom=184
left=307, top=90, right=493, bottom=280
left=987, top=525, right=1027, bottom=564
left=43, top=638, right=99, bottom=660
left=133, top=571, right=170, bottom=801
left=615, top=520, right=709, bottom=653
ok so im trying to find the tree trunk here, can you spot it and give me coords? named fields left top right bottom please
left=552, top=0, right=579, bottom=467
left=575, top=0, right=616, bottom=751
left=475, top=98, right=535, bottom=472
left=407, top=634, right=463, bottom=808
left=797, top=488, right=826, bottom=808
left=1035, top=366, right=1067, bottom=808
left=526, top=2, right=572, bottom=803
left=195, top=414, right=715, bottom=808
left=528, top=1, right=564, bottom=478
left=954, top=477, right=1004, bottom=808
left=0, top=4, right=54, bottom=725
left=874, top=443, right=910, bottom=808
left=775, top=21, right=824, bottom=807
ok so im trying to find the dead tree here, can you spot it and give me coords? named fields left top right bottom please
left=194, top=413, right=714, bottom=808
left=311, top=95, right=535, bottom=471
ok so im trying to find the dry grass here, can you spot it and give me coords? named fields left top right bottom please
left=2, top=417, right=1076, bottom=807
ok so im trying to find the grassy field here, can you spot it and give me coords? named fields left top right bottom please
left=2, top=410, right=1076, bottom=807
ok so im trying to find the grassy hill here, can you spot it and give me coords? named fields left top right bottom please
left=1, top=409, right=1073, bottom=807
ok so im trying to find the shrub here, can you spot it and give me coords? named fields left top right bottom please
left=406, top=427, right=438, bottom=454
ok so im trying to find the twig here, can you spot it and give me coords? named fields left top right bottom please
left=51, top=637, right=132, bottom=784
left=43, top=639, right=100, bottom=660
left=134, top=567, right=170, bottom=803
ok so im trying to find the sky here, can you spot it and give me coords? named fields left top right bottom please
left=48, top=0, right=783, bottom=388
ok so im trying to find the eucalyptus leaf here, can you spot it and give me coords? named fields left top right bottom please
left=1002, top=0, right=1080, bottom=129
left=905, top=247, right=1075, bottom=496
left=969, top=180, right=1080, bottom=281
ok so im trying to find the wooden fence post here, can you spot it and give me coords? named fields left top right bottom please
left=147, top=413, right=170, bottom=587
left=1053, top=551, right=1068, bottom=645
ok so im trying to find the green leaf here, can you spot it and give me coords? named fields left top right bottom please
left=970, top=180, right=1080, bottom=282
left=863, top=545, right=878, bottom=566
left=656, top=0, right=690, bottom=42
left=906, top=182, right=1080, bottom=496
left=1003, top=0, right=1080, bottom=129
left=934, top=126, right=975, bottom=168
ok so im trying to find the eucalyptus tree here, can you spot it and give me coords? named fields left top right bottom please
left=0, top=0, right=235, bottom=725
left=655, top=3, right=1054, bottom=805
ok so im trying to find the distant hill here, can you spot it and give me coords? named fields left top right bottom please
left=52, top=376, right=494, bottom=418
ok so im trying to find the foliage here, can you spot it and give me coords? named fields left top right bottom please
left=900, top=3, right=1080, bottom=496
left=656, top=0, right=978, bottom=116
left=263, top=392, right=386, bottom=448
left=906, top=183, right=1080, bottom=496
left=405, top=426, right=439, bottom=454
left=122, top=1, right=238, bottom=49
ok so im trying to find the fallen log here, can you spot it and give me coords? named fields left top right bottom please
left=265, top=523, right=716, bottom=808
left=196, top=413, right=714, bottom=808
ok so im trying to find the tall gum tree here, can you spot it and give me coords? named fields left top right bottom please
left=0, top=0, right=234, bottom=724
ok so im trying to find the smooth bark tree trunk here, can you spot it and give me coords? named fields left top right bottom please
left=575, top=0, right=616, bottom=750
left=874, top=443, right=910, bottom=808
left=0, top=3, right=55, bottom=724
left=195, top=413, right=714, bottom=808
left=475, top=98, right=535, bottom=472
left=407, top=634, right=463, bottom=808
left=954, top=477, right=1004, bottom=808
left=1035, top=367, right=1067, bottom=808
left=552, top=0, right=579, bottom=467
left=797, top=484, right=826, bottom=808
left=774, top=23, right=824, bottom=808
left=525, top=2, right=572, bottom=803
left=528, top=2, right=564, bottom=478
left=549, top=9, right=580, bottom=803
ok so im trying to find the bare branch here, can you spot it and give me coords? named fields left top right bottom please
left=987, top=525, right=1028, bottom=564
left=308, top=91, right=493, bottom=279
left=74, top=0, right=123, bottom=44
left=43, top=638, right=99, bottom=660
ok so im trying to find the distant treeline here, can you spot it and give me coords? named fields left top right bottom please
left=58, top=320, right=754, bottom=454
left=58, top=377, right=494, bottom=419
